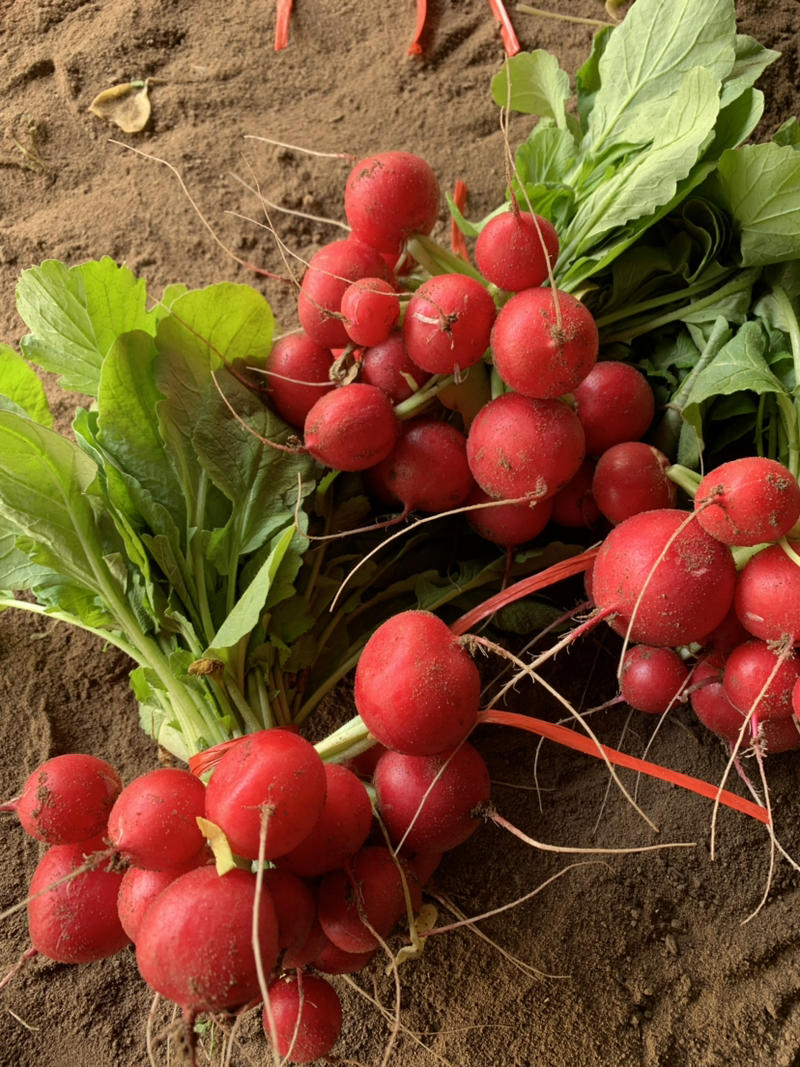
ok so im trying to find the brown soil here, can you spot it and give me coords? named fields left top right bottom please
left=2, top=1, right=800, bottom=1065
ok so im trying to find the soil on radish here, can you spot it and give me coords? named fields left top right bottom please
left=3, top=1, right=800, bottom=1066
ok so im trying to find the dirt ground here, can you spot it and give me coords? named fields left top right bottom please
left=3, top=1, right=800, bottom=1065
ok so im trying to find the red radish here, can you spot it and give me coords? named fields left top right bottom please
left=27, top=837, right=130, bottom=963
left=341, top=276, right=401, bottom=346
left=359, top=329, right=426, bottom=403
left=466, top=484, right=554, bottom=547
left=264, top=972, right=343, bottom=1064
left=204, top=728, right=327, bottom=861
left=136, top=865, right=279, bottom=1012
left=344, top=151, right=440, bottom=253
left=276, top=763, right=373, bottom=878
left=297, top=238, right=389, bottom=349
left=550, top=458, right=601, bottom=529
left=466, top=392, right=586, bottom=501
left=282, top=919, right=329, bottom=971
left=734, top=542, right=800, bottom=644
left=591, top=508, right=737, bottom=647
left=341, top=741, right=388, bottom=780
left=695, top=457, right=800, bottom=546
left=353, top=610, right=481, bottom=756
left=573, top=361, right=656, bottom=456
left=592, top=442, right=676, bottom=525
left=373, top=743, right=491, bottom=853
left=703, top=605, right=751, bottom=656
left=10, top=752, right=121, bottom=845
left=304, top=382, right=399, bottom=472
left=263, top=332, right=336, bottom=429
left=722, top=639, right=800, bottom=723
left=365, top=418, right=475, bottom=515
left=619, top=645, right=690, bottom=714
left=317, top=845, right=420, bottom=953
left=474, top=210, right=559, bottom=291
left=106, top=767, right=207, bottom=871
left=312, top=936, right=377, bottom=974
left=261, top=868, right=316, bottom=958
left=403, top=273, right=496, bottom=374
left=490, top=287, right=598, bottom=399
left=117, top=864, right=204, bottom=943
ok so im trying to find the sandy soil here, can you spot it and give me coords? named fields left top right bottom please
left=3, top=1, right=800, bottom=1065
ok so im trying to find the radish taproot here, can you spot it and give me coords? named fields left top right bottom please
left=304, top=382, right=399, bottom=472
left=344, top=150, right=440, bottom=253
left=297, top=238, right=389, bottom=349
left=694, top=457, right=800, bottom=547
left=265, top=971, right=343, bottom=1064
left=474, top=210, right=559, bottom=292
left=403, top=273, right=496, bottom=375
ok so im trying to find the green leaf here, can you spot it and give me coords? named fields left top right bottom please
left=710, top=143, right=800, bottom=266
left=491, top=51, right=571, bottom=128
left=16, top=258, right=153, bottom=395
left=585, top=0, right=735, bottom=152
left=720, top=35, right=780, bottom=110
left=0, top=344, right=52, bottom=426
left=574, top=25, right=614, bottom=131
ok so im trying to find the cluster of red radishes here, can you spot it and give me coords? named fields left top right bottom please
left=5, top=608, right=490, bottom=1063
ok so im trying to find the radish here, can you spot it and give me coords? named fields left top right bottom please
left=490, top=286, right=598, bottom=399
left=264, top=332, right=336, bottom=429
left=27, top=837, right=130, bottom=963
left=694, top=457, right=800, bottom=546
left=341, top=276, right=401, bottom=346
left=106, top=767, right=207, bottom=871
left=722, top=639, right=800, bottom=723
left=264, top=972, right=343, bottom=1064
left=135, top=865, right=279, bottom=1013
left=466, top=392, right=586, bottom=501
left=261, top=868, right=317, bottom=960
left=550, top=458, right=601, bottom=529
left=353, top=609, right=481, bottom=755
left=592, top=442, right=676, bottom=525
left=304, top=381, right=399, bottom=471
left=312, top=935, right=377, bottom=974
left=466, top=484, right=554, bottom=547
left=734, top=542, right=800, bottom=644
left=365, top=417, right=475, bottom=515
left=572, top=361, right=655, bottom=456
left=403, top=273, right=496, bottom=375
left=117, top=864, right=204, bottom=944
left=275, top=762, right=373, bottom=877
left=591, top=508, right=737, bottom=646
left=8, top=752, right=121, bottom=845
left=619, top=645, right=690, bottom=714
left=297, top=238, right=389, bottom=349
left=359, top=329, right=426, bottom=403
left=373, top=743, right=491, bottom=853
left=474, top=210, right=559, bottom=292
left=317, top=845, right=421, bottom=953
left=204, top=728, right=327, bottom=860
left=344, top=150, right=440, bottom=253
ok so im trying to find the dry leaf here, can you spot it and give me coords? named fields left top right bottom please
left=88, top=80, right=152, bottom=133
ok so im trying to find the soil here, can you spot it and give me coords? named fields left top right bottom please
left=2, top=1, right=800, bottom=1065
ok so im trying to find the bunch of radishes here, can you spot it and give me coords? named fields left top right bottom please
left=4, top=614, right=491, bottom=1064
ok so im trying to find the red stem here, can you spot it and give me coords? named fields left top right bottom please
left=451, top=181, right=470, bottom=262
left=478, top=708, right=771, bottom=825
left=274, top=0, right=292, bottom=51
left=450, top=546, right=599, bottom=636
left=408, top=0, right=427, bottom=55
left=487, top=0, right=521, bottom=56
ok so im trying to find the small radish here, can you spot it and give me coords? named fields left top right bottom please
left=474, top=210, right=559, bottom=292
left=264, top=972, right=343, bottom=1064
left=297, top=238, right=389, bottom=349
left=466, top=392, right=586, bottom=501
left=722, top=639, right=800, bottom=723
left=312, top=935, right=377, bottom=975
left=353, top=610, right=481, bottom=756
left=550, top=459, right=601, bottom=529
left=341, top=276, right=401, bottom=347
left=591, top=508, right=737, bottom=647
left=106, top=767, right=207, bottom=871
left=734, top=542, right=800, bottom=644
left=373, top=743, right=491, bottom=853
left=403, top=273, right=496, bottom=375
left=263, top=332, right=336, bottom=429
left=344, top=150, right=440, bottom=253
left=619, top=645, right=690, bottom=714
left=27, top=837, right=130, bottom=963
left=204, top=728, right=327, bottom=861
left=573, top=361, right=655, bottom=455
left=694, top=457, right=800, bottom=546
left=261, top=868, right=317, bottom=960
left=359, top=329, right=426, bottom=403
left=135, top=865, right=279, bottom=1013
left=592, top=442, right=676, bottom=525
left=304, top=382, right=399, bottom=472
left=117, top=862, right=206, bottom=944
left=466, top=484, right=554, bottom=547
left=490, top=287, right=598, bottom=399
left=8, top=752, right=122, bottom=845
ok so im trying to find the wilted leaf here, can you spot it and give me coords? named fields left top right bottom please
left=88, top=80, right=152, bottom=133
